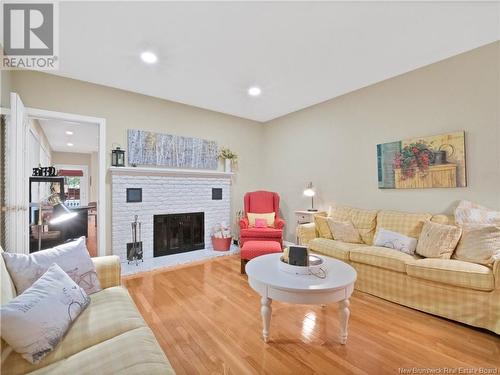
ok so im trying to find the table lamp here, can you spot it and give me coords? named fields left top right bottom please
left=303, top=182, right=317, bottom=212
left=37, top=193, right=78, bottom=251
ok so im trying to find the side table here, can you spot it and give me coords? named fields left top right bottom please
left=294, top=210, right=326, bottom=244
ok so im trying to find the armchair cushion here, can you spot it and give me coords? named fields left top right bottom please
left=240, top=227, right=283, bottom=239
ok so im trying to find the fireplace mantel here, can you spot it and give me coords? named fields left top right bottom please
left=109, top=166, right=233, bottom=178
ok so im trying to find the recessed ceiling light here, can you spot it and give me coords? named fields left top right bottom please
left=65, top=130, right=74, bottom=135
left=67, top=142, right=74, bottom=147
left=140, top=51, right=158, bottom=64
left=248, top=86, right=262, bottom=97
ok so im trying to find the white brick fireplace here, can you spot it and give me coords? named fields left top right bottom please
left=110, top=166, right=232, bottom=261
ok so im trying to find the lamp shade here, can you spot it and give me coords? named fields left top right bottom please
left=303, top=182, right=315, bottom=197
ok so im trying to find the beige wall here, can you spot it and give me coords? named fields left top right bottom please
left=52, top=151, right=91, bottom=167
left=1, top=70, right=12, bottom=107
left=264, top=41, right=500, bottom=241
left=7, top=42, right=499, bottom=247
left=9, top=71, right=266, bottom=253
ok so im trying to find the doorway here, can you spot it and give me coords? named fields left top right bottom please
left=1, top=93, right=106, bottom=257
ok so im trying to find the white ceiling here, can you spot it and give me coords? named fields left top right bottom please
left=51, top=2, right=500, bottom=122
left=39, top=119, right=99, bottom=153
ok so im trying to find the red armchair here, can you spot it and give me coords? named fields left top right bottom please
left=239, top=191, right=285, bottom=248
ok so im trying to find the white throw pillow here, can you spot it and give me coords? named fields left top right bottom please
left=2, top=237, right=101, bottom=295
left=0, top=263, right=90, bottom=364
left=454, top=200, right=500, bottom=225
left=374, top=228, right=418, bottom=255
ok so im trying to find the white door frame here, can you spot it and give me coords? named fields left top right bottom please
left=26, top=108, right=106, bottom=257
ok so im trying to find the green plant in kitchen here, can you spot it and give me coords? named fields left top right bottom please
left=393, top=142, right=434, bottom=179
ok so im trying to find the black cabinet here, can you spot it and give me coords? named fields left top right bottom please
left=154, top=212, right=204, bottom=257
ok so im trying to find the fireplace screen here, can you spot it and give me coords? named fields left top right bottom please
left=154, top=212, right=204, bottom=257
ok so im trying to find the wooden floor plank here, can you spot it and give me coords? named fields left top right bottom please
left=123, top=255, right=500, bottom=374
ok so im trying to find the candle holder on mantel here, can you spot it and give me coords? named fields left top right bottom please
left=112, top=146, right=126, bottom=167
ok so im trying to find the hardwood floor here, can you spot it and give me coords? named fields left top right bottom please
left=123, top=255, right=500, bottom=375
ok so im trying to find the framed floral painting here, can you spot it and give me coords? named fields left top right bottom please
left=377, top=131, right=466, bottom=189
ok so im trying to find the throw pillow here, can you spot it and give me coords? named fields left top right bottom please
left=375, top=211, right=432, bottom=239
left=453, top=224, right=500, bottom=265
left=374, top=228, right=418, bottom=255
left=327, top=219, right=362, bottom=244
left=2, top=237, right=101, bottom=295
left=329, top=205, right=378, bottom=245
left=0, top=263, right=90, bottom=364
left=254, top=218, right=267, bottom=228
left=247, top=212, right=275, bottom=227
left=313, top=215, right=333, bottom=239
left=454, top=200, right=500, bottom=225
left=416, top=221, right=462, bottom=259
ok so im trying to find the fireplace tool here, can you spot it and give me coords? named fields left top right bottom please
left=127, top=215, right=143, bottom=265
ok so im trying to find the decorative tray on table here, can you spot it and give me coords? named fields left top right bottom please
left=279, top=251, right=326, bottom=276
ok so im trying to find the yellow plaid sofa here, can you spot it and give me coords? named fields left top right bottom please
left=298, top=208, right=500, bottom=334
left=1, top=254, right=175, bottom=375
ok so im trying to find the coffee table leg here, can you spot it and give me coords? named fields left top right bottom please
left=338, top=299, right=350, bottom=345
left=261, top=296, right=272, bottom=343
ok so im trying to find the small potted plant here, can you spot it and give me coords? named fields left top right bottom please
left=218, top=148, right=238, bottom=173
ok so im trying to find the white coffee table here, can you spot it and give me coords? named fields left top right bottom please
left=246, top=253, right=357, bottom=344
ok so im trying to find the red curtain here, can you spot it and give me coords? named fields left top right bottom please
left=58, top=169, right=83, bottom=177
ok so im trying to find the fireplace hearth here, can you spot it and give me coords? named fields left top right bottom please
left=154, top=212, right=205, bottom=257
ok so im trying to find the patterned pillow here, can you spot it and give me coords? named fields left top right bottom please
left=374, top=228, right=418, bottom=255
left=453, top=224, right=500, bottom=265
left=2, top=237, right=101, bottom=295
left=327, top=219, right=362, bottom=244
left=247, top=212, right=275, bottom=227
left=313, top=214, right=333, bottom=239
left=0, top=263, right=90, bottom=364
left=416, top=221, right=462, bottom=259
left=454, top=200, right=500, bottom=225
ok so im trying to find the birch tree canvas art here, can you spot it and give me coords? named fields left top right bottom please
left=128, top=129, right=218, bottom=169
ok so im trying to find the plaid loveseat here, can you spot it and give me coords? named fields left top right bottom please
left=1, top=253, right=175, bottom=375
